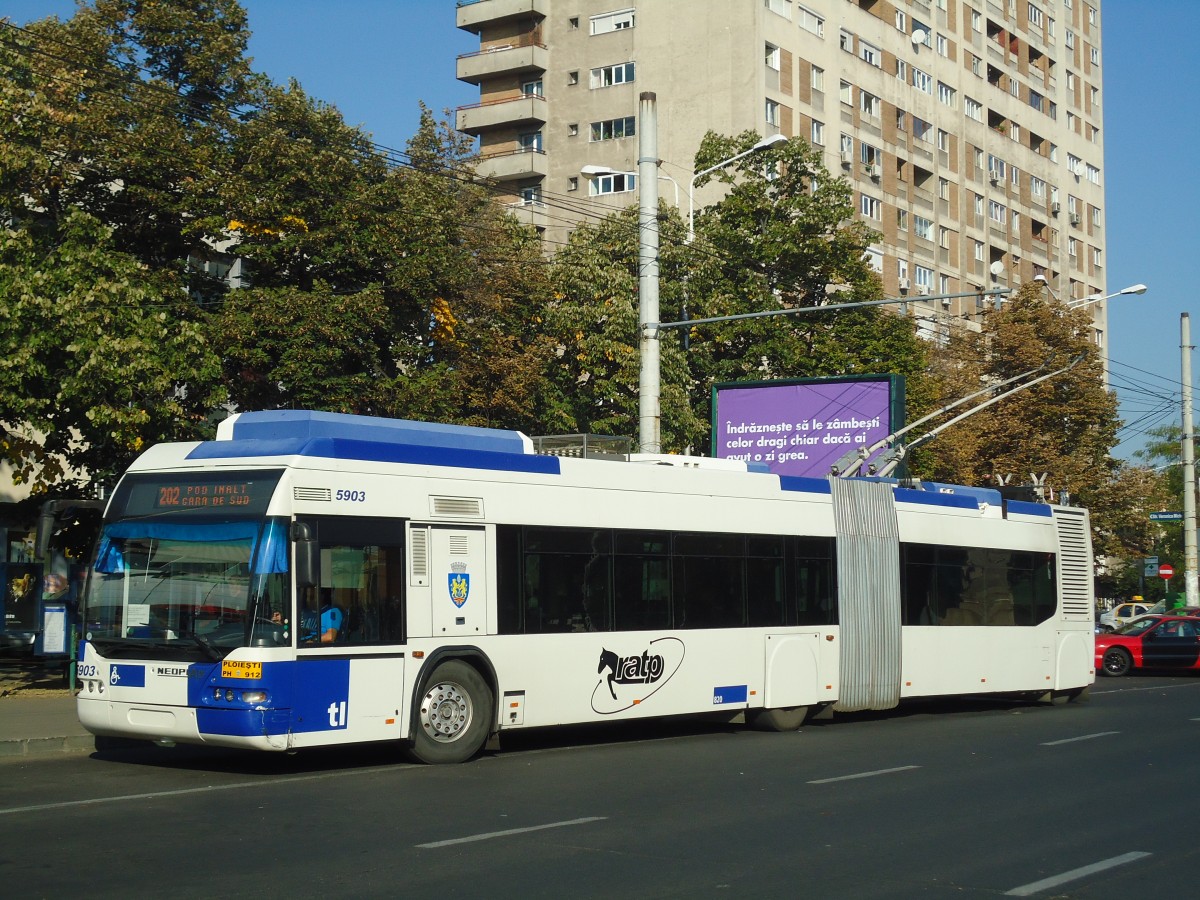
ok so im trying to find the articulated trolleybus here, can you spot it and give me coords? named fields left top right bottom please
left=77, top=410, right=1095, bottom=763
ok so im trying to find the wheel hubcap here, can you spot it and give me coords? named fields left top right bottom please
left=421, top=681, right=472, bottom=742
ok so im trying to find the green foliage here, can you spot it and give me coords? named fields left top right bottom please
left=0, top=211, right=225, bottom=491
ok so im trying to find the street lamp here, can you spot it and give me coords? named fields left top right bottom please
left=687, top=132, right=788, bottom=242
left=1067, top=282, right=1148, bottom=310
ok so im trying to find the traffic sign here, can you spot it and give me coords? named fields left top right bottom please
left=1159, top=564, right=1175, bottom=580
left=1143, top=556, right=1159, bottom=577
left=1150, top=511, right=1184, bottom=522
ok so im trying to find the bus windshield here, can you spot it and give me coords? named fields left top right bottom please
left=83, top=518, right=290, bottom=660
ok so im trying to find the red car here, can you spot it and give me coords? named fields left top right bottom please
left=1096, top=615, right=1200, bottom=677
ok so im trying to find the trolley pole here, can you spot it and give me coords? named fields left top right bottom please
left=637, top=91, right=661, bottom=454
left=1181, top=312, right=1198, bottom=606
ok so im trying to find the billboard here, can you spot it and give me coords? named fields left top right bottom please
left=711, top=375, right=904, bottom=478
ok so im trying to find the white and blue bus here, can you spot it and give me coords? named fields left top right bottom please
left=76, top=410, right=1095, bottom=763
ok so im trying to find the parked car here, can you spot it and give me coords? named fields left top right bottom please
left=1097, top=601, right=1156, bottom=633
left=1095, top=615, right=1200, bottom=677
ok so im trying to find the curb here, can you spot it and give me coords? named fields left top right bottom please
left=0, top=734, right=94, bottom=760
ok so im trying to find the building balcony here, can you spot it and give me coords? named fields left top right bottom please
left=508, top=199, right=547, bottom=230
left=456, top=94, right=547, bottom=134
left=456, top=0, right=550, bottom=34
left=475, top=148, right=548, bottom=182
left=457, top=43, right=549, bottom=84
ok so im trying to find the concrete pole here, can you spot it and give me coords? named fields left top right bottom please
left=1181, top=312, right=1198, bottom=605
left=637, top=91, right=661, bottom=454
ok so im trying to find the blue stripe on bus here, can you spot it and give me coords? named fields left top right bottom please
left=196, top=707, right=292, bottom=737
left=778, top=475, right=832, bottom=495
left=1005, top=500, right=1053, bottom=517
left=192, top=658, right=356, bottom=738
left=187, top=436, right=562, bottom=476
left=893, top=487, right=981, bottom=510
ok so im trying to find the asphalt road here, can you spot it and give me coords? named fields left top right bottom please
left=2, top=675, right=1197, bottom=899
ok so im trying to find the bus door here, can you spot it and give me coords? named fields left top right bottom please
left=429, top=526, right=488, bottom=638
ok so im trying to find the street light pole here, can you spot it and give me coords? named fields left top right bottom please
left=1181, top=312, right=1198, bottom=606
left=1066, top=282, right=1148, bottom=310
left=637, top=92, right=661, bottom=453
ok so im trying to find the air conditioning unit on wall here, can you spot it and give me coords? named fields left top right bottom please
left=915, top=285, right=931, bottom=296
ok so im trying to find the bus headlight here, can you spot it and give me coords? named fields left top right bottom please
left=241, top=690, right=268, bottom=704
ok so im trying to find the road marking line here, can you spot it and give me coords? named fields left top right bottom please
left=1040, top=731, right=1119, bottom=746
left=807, top=765, right=920, bottom=784
left=0, top=766, right=395, bottom=817
left=1091, top=682, right=1200, bottom=694
left=1005, top=851, right=1151, bottom=896
left=416, top=817, right=607, bottom=848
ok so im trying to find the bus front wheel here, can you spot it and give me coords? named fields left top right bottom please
left=409, top=660, right=493, bottom=764
left=750, top=706, right=809, bottom=732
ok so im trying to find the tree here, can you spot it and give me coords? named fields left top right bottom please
left=0, top=211, right=225, bottom=492
left=685, top=132, right=933, bottom=451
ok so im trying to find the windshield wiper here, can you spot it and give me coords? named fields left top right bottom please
left=188, top=632, right=222, bottom=661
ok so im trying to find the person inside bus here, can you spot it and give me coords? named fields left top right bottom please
left=300, top=587, right=342, bottom=644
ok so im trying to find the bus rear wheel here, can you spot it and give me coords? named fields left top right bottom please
left=750, top=706, right=809, bottom=732
left=410, top=660, right=493, bottom=764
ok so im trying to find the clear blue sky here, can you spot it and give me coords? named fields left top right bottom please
left=6, top=1, right=1195, bottom=463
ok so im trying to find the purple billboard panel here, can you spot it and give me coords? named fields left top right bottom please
left=712, top=377, right=898, bottom=478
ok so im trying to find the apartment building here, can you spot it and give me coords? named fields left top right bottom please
left=455, top=0, right=1108, bottom=342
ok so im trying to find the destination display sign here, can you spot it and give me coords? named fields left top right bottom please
left=108, top=470, right=283, bottom=518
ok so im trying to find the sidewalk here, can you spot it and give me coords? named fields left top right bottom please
left=0, top=664, right=93, bottom=759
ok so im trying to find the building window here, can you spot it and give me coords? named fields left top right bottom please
left=521, top=79, right=543, bottom=98
left=839, top=80, right=853, bottom=105
left=915, top=265, right=933, bottom=288
left=518, top=131, right=543, bottom=152
left=765, top=43, right=781, bottom=70
left=895, top=10, right=907, bottom=32
left=568, top=177, right=578, bottom=192
left=913, top=68, right=932, bottom=94
left=1066, top=30, right=1074, bottom=49
left=912, top=20, right=932, bottom=47
left=569, top=17, right=579, bottom=29
left=1069, top=237, right=1077, bottom=257
left=937, top=130, right=949, bottom=151
left=970, top=54, right=981, bottom=76
left=966, top=97, right=982, bottom=121
left=860, top=41, right=881, bottom=67
left=974, top=240, right=984, bottom=261
left=811, top=66, right=824, bottom=92
left=590, top=116, right=636, bottom=141
left=765, top=99, right=781, bottom=126
left=860, top=142, right=881, bottom=166
left=1090, top=47, right=1099, bottom=65
left=896, top=108, right=907, bottom=132
left=988, top=200, right=1007, bottom=224
left=589, top=172, right=637, bottom=195
left=797, top=4, right=823, bottom=36
left=1030, top=90, right=1044, bottom=113
left=568, top=123, right=579, bottom=136
left=591, top=62, right=635, bottom=88
left=839, top=29, right=853, bottom=52
left=1028, top=4, right=1044, bottom=28
left=765, top=0, right=792, bottom=18
left=974, top=193, right=984, bottom=216
left=898, top=258, right=909, bottom=281
left=914, top=215, right=933, bottom=241
left=937, top=82, right=956, bottom=106
left=913, top=118, right=933, bottom=143
left=938, top=177, right=949, bottom=199
left=1011, top=166, right=1020, bottom=187
left=811, top=120, right=825, bottom=145
left=939, top=226, right=951, bottom=249
left=896, top=59, right=908, bottom=81
left=590, top=9, right=635, bottom=35
left=987, top=155, right=1006, bottom=179
left=860, top=194, right=881, bottom=220
left=1030, top=176, right=1046, bottom=198
left=971, top=10, right=982, bottom=32
left=897, top=209, right=908, bottom=232
left=1085, top=164, right=1100, bottom=185
left=520, top=185, right=543, bottom=206
left=860, top=91, right=880, bottom=118
left=936, top=34, right=948, bottom=57
left=568, top=71, right=580, bottom=85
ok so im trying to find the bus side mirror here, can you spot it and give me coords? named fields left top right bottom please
left=290, top=522, right=318, bottom=589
